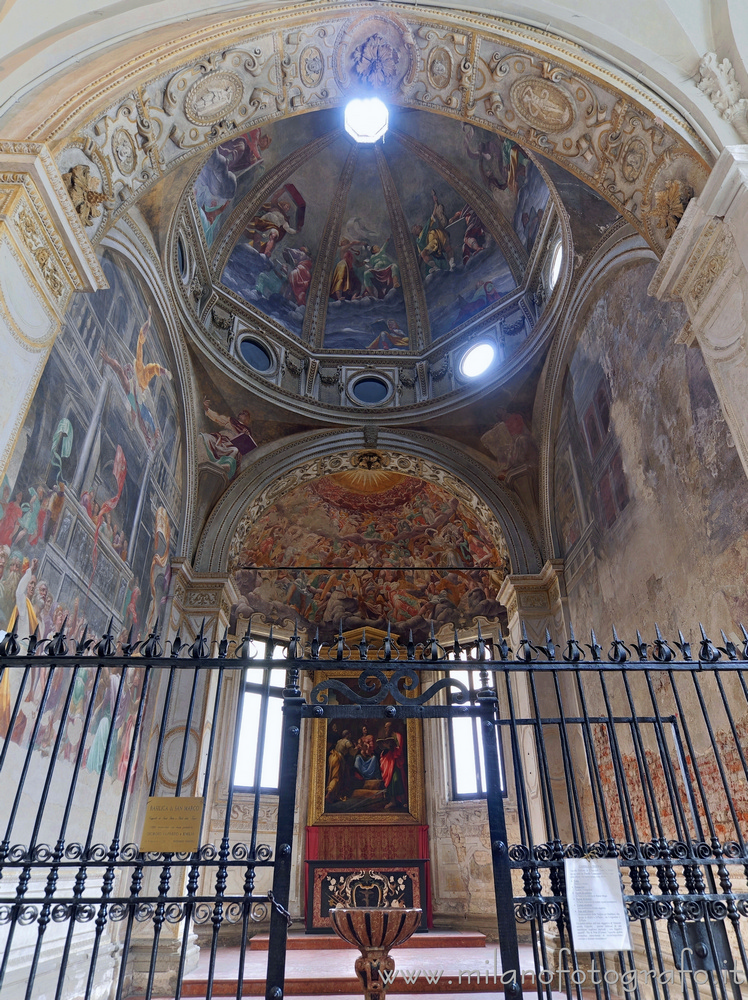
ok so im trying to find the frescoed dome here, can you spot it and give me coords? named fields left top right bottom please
left=184, top=106, right=558, bottom=418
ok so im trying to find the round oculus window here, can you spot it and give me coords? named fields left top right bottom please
left=352, top=376, right=389, bottom=404
left=239, top=338, right=272, bottom=372
left=460, top=342, right=495, bottom=378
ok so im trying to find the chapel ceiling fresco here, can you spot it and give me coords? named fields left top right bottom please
left=195, top=108, right=549, bottom=353
left=227, top=467, right=510, bottom=642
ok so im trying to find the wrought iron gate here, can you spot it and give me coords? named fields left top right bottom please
left=1, top=618, right=748, bottom=999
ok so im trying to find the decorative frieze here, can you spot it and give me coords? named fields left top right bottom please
left=54, top=8, right=709, bottom=254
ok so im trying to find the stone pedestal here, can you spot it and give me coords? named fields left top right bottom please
left=650, top=145, right=748, bottom=481
left=0, top=142, right=106, bottom=478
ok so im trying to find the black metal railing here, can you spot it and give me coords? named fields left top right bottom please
left=1, top=617, right=748, bottom=999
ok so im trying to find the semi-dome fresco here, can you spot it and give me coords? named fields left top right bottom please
left=227, top=465, right=511, bottom=641
left=195, top=107, right=550, bottom=352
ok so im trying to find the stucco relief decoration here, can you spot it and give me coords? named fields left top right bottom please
left=650, top=179, right=693, bottom=239
left=52, top=8, right=708, bottom=254
left=111, top=128, right=136, bottom=175
left=698, top=52, right=748, bottom=142
left=334, top=15, right=416, bottom=94
left=620, top=138, right=647, bottom=183
left=352, top=34, right=400, bottom=88
left=299, top=46, right=325, bottom=89
left=160, top=41, right=277, bottom=150
left=428, top=48, right=452, bottom=91
left=686, top=229, right=735, bottom=312
left=510, top=78, right=574, bottom=133
left=62, top=164, right=107, bottom=227
left=185, top=71, right=245, bottom=125
left=15, top=205, right=65, bottom=299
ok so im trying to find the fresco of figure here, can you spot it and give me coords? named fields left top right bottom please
left=194, top=127, right=271, bottom=239
left=101, top=307, right=172, bottom=448
left=449, top=204, right=488, bottom=264
left=360, top=238, right=401, bottom=299
left=246, top=196, right=297, bottom=257
left=329, top=236, right=368, bottom=301
left=198, top=397, right=257, bottom=479
left=412, top=189, right=455, bottom=275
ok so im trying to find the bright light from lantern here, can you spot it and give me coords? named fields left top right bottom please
left=460, top=342, right=495, bottom=378
left=345, top=98, right=389, bottom=143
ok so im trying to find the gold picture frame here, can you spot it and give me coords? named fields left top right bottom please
left=307, top=667, right=425, bottom=826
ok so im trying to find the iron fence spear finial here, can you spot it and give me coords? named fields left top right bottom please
left=675, top=629, right=692, bottom=660
left=76, top=624, right=93, bottom=657
left=236, top=617, right=253, bottom=659
left=382, top=621, right=392, bottom=661
left=609, top=625, right=628, bottom=663
left=698, top=622, right=720, bottom=662
left=47, top=617, right=68, bottom=658
left=653, top=623, right=673, bottom=662
left=94, top=617, right=117, bottom=657
left=720, top=629, right=738, bottom=660
left=452, top=625, right=462, bottom=661
left=563, top=623, right=583, bottom=663
left=633, top=629, right=648, bottom=660
left=517, top=620, right=533, bottom=662
left=218, top=626, right=229, bottom=659
left=27, top=626, right=40, bottom=657
left=587, top=628, right=602, bottom=661
left=496, top=625, right=510, bottom=662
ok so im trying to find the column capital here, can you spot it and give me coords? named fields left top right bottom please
left=169, top=558, right=240, bottom=640
left=498, top=559, right=567, bottom=644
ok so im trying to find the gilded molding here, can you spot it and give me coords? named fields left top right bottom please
left=14, top=203, right=67, bottom=301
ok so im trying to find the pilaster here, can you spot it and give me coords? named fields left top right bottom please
left=0, top=142, right=107, bottom=479
left=498, top=561, right=585, bottom=849
left=650, top=145, right=748, bottom=480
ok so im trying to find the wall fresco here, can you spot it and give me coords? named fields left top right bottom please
left=228, top=467, right=510, bottom=641
left=554, top=261, right=748, bottom=639
left=220, top=134, right=351, bottom=337
left=0, top=248, right=185, bottom=772
left=1, top=251, right=183, bottom=641
left=323, top=145, right=410, bottom=350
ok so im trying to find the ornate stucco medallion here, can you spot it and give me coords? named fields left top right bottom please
left=112, top=128, right=136, bottom=175
left=184, top=71, right=244, bottom=125
left=621, top=137, right=647, bottom=182
left=510, top=78, right=574, bottom=133
left=351, top=33, right=400, bottom=88
left=300, top=45, right=325, bottom=88
left=427, top=47, right=452, bottom=90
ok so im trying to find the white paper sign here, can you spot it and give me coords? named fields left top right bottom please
left=564, top=857, right=632, bottom=952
